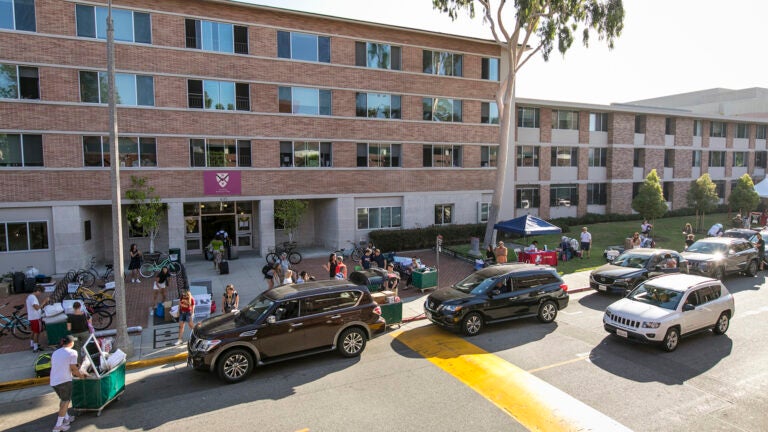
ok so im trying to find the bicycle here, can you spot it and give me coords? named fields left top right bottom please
left=336, top=240, right=366, bottom=263
left=0, top=303, right=31, bottom=339
left=70, top=256, right=115, bottom=288
left=72, top=285, right=116, bottom=309
left=82, top=299, right=114, bottom=331
left=139, top=254, right=181, bottom=278
left=266, top=242, right=302, bottom=266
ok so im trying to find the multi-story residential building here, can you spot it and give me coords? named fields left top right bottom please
left=1, top=0, right=767, bottom=274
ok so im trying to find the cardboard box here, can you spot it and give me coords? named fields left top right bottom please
left=163, top=300, right=174, bottom=322
left=371, top=292, right=387, bottom=305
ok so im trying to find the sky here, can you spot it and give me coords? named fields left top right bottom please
left=235, top=0, right=767, bottom=106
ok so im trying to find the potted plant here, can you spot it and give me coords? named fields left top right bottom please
left=125, top=176, right=166, bottom=259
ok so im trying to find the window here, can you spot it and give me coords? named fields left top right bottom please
left=588, top=148, right=607, bottom=167
left=692, top=120, right=703, bottom=137
left=756, top=151, right=766, bottom=169
left=356, top=143, right=401, bottom=167
left=185, top=18, right=247, bottom=54
left=423, top=50, right=463, bottom=76
left=481, top=58, right=499, bottom=81
left=736, top=124, right=749, bottom=139
left=80, top=71, right=154, bottom=106
left=550, top=184, right=578, bottom=207
left=277, top=31, right=330, bottom=63
left=692, top=150, right=702, bottom=167
left=552, top=110, right=579, bottom=130
left=632, top=182, right=641, bottom=197
left=0, top=64, right=39, bottom=99
left=83, top=136, right=110, bottom=167
left=733, top=151, right=747, bottom=167
left=190, top=139, right=251, bottom=167
left=589, top=113, right=608, bottom=132
left=587, top=183, right=607, bottom=205
left=0, top=221, right=48, bottom=252
left=710, top=121, right=727, bottom=138
left=516, top=186, right=540, bottom=209
left=709, top=151, right=725, bottom=167
left=76, top=5, right=151, bottom=44
left=0, top=0, right=35, bottom=31
left=713, top=180, right=725, bottom=198
left=665, top=117, right=674, bottom=135
left=663, top=182, right=673, bottom=201
left=0, top=134, right=43, bottom=167
left=517, top=145, right=539, bottom=167
left=279, top=141, right=332, bottom=167
left=188, top=79, right=249, bottom=111
left=757, top=125, right=767, bottom=140
left=355, top=93, right=401, bottom=119
left=551, top=147, right=577, bottom=167
left=422, top=144, right=462, bottom=167
left=84, top=220, right=91, bottom=241
left=517, top=107, right=540, bottom=128
left=355, top=42, right=401, bottom=70
left=279, top=87, right=331, bottom=116
left=635, top=115, right=646, bottom=133
left=481, top=146, right=497, bottom=167
left=478, top=202, right=490, bottom=222
left=357, top=207, right=402, bottom=229
left=434, top=204, right=453, bottom=225
left=664, top=149, right=674, bottom=168
left=118, top=137, right=157, bottom=167
left=422, top=98, right=462, bottom=122
left=633, top=149, right=644, bottom=168
left=481, top=102, right=499, bottom=124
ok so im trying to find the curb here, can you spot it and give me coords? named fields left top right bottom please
left=0, top=352, right=189, bottom=393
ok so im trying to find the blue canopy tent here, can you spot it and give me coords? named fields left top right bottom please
left=494, top=215, right=562, bottom=236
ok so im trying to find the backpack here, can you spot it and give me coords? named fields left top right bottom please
left=34, top=352, right=52, bottom=377
left=261, top=264, right=271, bottom=276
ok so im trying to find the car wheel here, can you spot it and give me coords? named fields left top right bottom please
left=217, top=349, right=254, bottom=384
left=662, top=327, right=680, bottom=352
left=713, top=312, right=730, bottom=335
left=537, top=301, right=558, bottom=323
left=338, top=327, right=367, bottom=357
left=461, top=312, right=484, bottom=336
left=711, top=266, right=725, bottom=281
left=745, top=260, right=758, bottom=277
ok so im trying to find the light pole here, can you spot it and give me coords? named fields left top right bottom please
left=107, top=0, right=132, bottom=356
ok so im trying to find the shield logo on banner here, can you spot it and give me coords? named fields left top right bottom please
left=216, top=173, right=230, bottom=188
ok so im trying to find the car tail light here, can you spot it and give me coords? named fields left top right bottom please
left=373, top=305, right=382, bottom=315
left=560, top=283, right=569, bottom=292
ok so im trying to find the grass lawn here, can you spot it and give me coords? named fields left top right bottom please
left=449, top=212, right=734, bottom=275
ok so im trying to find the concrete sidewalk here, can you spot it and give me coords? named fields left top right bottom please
left=0, top=250, right=592, bottom=398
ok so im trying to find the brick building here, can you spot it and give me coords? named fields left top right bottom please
left=1, top=0, right=767, bottom=274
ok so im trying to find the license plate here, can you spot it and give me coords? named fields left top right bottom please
left=599, top=284, right=607, bottom=291
left=616, top=329, right=628, bottom=338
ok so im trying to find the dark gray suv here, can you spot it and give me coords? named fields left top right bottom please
left=188, top=280, right=386, bottom=383
left=681, top=237, right=759, bottom=279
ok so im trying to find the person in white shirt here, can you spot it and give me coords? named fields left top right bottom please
left=526, top=241, right=539, bottom=252
left=579, top=227, right=592, bottom=258
left=26, top=285, right=45, bottom=352
left=50, top=335, right=87, bottom=431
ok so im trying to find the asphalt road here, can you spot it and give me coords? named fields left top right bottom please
left=2, top=275, right=767, bottom=432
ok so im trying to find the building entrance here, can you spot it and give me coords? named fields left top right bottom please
left=184, top=201, right=254, bottom=255
left=202, top=215, right=235, bottom=251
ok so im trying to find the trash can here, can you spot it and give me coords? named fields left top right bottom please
left=168, top=248, right=181, bottom=263
left=349, top=268, right=388, bottom=293
left=45, top=321, right=69, bottom=347
left=412, top=267, right=437, bottom=290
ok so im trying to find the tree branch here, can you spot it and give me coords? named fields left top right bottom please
left=516, top=43, right=542, bottom=72
left=496, top=0, right=511, bottom=43
left=478, top=0, right=502, bottom=44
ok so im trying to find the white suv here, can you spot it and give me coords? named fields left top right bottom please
left=603, top=274, right=735, bottom=352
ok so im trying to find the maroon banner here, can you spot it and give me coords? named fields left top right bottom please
left=203, top=171, right=241, bottom=195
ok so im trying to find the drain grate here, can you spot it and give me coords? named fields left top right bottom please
left=153, top=324, right=180, bottom=348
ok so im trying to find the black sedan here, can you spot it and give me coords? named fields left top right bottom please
left=590, top=248, right=688, bottom=294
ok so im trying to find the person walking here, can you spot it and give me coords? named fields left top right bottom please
left=176, top=290, right=195, bottom=345
left=50, top=335, right=87, bottom=431
left=755, top=233, right=766, bottom=271
left=66, top=301, right=92, bottom=363
left=26, top=285, right=45, bottom=353
left=494, top=241, right=508, bottom=263
left=153, top=266, right=170, bottom=305
left=222, top=284, right=239, bottom=313
left=128, top=243, right=142, bottom=283
left=580, top=227, right=592, bottom=258
left=323, top=253, right=338, bottom=280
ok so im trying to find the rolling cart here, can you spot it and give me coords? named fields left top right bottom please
left=72, top=334, right=125, bottom=417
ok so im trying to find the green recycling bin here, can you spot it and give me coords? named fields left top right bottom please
left=412, top=267, right=437, bottom=290
left=379, top=300, right=402, bottom=327
left=46, top=321, right=69, bottom=347
left=168, top=248, right=181, bottom=263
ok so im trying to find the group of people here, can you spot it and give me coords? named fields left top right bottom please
left=263, top=252, right=315, bottom=290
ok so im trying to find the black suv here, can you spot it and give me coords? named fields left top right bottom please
left=423, top=264, right=569, bottom=336
left=681, top=237, right=759, bottom=279
left=188, top=280, right=386, bottom=383
left=590, top=248, right=689, bottom=294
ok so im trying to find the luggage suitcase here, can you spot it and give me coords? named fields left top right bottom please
left=218, top=261, right=229, bottom=275
left=24, top=277, right=36, bottom=293
left=13, top=272, right=25, bottom=294
left=34, top=352, right=52, bottom=377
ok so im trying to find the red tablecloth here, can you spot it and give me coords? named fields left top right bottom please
left=517, top=251, right=558, bottom=266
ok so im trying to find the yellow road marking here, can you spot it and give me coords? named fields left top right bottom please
left=391, top=326, right=631, bottom=432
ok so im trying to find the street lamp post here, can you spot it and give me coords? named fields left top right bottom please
left=107, top=0, right=132, bottom=357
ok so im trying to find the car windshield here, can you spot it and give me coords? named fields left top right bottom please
left=236, top=295, right=275, bottom=324
left=686, top=241, right=728, bottom=255
left=627, top=283, right=682, bottom=310
left=612, top=253, right=651, bottom=268
left=454, top=272, right=495, bottom=294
